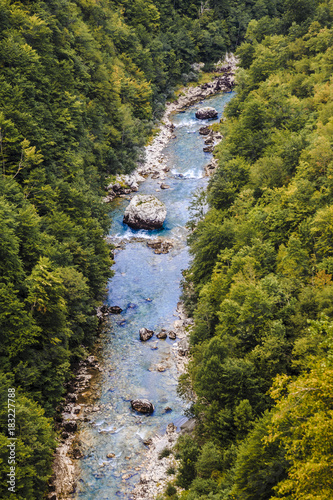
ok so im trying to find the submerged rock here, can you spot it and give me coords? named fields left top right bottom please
left=139, top=328, right=154, bottom=341
left=147, top=239, right=173, bottom=254
left=131, top=399, right=155, bottom=414
left=195, top=107, right=218, bottom=119
left=123, top=194, right=167, bottom=230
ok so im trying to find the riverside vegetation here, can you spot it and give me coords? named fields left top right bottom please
left=0, top=0, right=330, bottom=499
left=170, top=1, right=333, bottom=500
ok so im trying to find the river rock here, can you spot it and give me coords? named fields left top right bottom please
left=199, top=126, right=210, bottom=135
left=195, top=107, right=218, bottom=119
left=139, top=328, right=154, bottom=341
left=67, top=393, right=77, bottom=403
left=156, top=330, right=168, bottom=339
left=147, top=239, right=173, bottom=254
left=109, top=306, right=123, bottom=314
left=160, top=183, right=170, bottom=189
left=131, top=399, right=155, bottom=414
left=63, top=420, right=77, bottom=433
left=123, top=194, right=167, bottom=230
left=168, top=331, right=177, bottom=340
left=203, top=145, right=214, bottom=153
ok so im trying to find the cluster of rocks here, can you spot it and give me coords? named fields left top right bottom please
left=130, top=416, right=197, bottom=500
left=204, top=157, right=219, bottom=177
left=123, top=194, right=167, bottom=230
left=96, top=304, right=123, bottom=321
left=147, top=239, right=173, bottom=254
left=170, top=62, right=236, bottom=111
left=130, top=423, right=180, bottom=500
left=103, top=172, right=146, bottom=203
left=139, top=327, right=177, bottom=342
left=196, top=116, right=223, bottom=174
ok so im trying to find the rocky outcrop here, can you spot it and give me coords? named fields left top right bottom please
left=131, top=423, right=182, bottom=500
left=195, top=106, right=218, bottom=119
left=139, top=328, right=154, bottom=341
left=131, top=399, right=155, bottom=414
left=123, top=195, right=167, bottom=230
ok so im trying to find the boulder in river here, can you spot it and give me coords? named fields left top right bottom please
left=168, top=331, right=177, bottom=340
left=139, top=328, right=154, bottom=341
left=195, top=107, right=218, bottom=120
left=123, top=194, right=167, bottom=230
left=109, top=306, right=123, bottom=314
left=156, top=330, right=168, bottom=339
left=131, top=399, right=155, bottom=414
left=199, top=126, right=210, bottom=135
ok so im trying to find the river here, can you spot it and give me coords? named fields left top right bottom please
left=74, top=90, right=234, bottom=500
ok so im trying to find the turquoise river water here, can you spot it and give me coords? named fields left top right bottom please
left=74, top=91, right=234, bottom=499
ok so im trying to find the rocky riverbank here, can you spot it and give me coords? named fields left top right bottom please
left=130, top=303, right=194, bottom=500
left=50, top=355, right=103, bottom=500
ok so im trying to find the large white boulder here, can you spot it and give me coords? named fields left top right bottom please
left=195, top=106, right=218, bottom=119
left=123, top=194, right=167, bottom=230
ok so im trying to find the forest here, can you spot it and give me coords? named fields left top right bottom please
left=1, top=0, right=332, bottom=498
left=174, top=0, right=333, bottom=499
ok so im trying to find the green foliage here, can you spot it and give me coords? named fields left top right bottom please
left=0, top=0, right=323, bottom=497
left=166, top=483, right=178, bottom=497
left=0, top=373, right=55, bottom=499
left=159, top=447, right=172, bottom=459
left=178, top=2, right=333, bottom=498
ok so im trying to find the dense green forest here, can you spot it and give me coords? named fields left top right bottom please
left=0, top=0, right=286, bottom=498
left=2, top=0, right=333, bottom=498
left=172, top=1, right=333, bottom=499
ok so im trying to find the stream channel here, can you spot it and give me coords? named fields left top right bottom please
left=74, top=91, right=234, bottom=500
